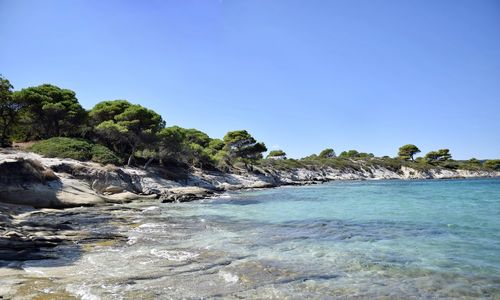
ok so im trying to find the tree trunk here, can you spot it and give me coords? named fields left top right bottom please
left=127, top=145, right=136, bottom=166
left=144, top=157, right=155, bottom=170
left=1, top=116, right=7, bottom=141
left=54, top=120, right=60, bottom=137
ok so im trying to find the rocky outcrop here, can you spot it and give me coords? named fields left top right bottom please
left=0, top=157, right=104, bottom=208
left=0, top=150, right=499, bottom=265
left=1, top=149, right=499, bottom=209
left=258, top=165, right=500, bottom=183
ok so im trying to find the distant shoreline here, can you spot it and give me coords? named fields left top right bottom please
left=1, top=149, right=499, bottom=209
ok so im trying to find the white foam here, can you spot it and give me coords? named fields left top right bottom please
left=218, top=270, right=239, bottom=284
left=142, top=206, right=159, bottom=212
left=212, top=193, right=232, bottom=199
left=66, top=284, right=100, bottom=300
left=138, top=223, right=160, bottom=228
left=22, top=268, right=45, bottom=275
left=150, top=249, right=199, bottom=261
left=127, top=236, right=138, bottom=245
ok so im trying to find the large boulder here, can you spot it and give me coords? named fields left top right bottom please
left=0, top=158, right=104, bottom=208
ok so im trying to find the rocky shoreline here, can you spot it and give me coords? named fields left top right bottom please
left=2, top=149, right=499, bottom=209
left=1, top=149, right=499, bottom=264
left=1, top=149, right=499, bottom=298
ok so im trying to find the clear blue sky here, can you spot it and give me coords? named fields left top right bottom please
left=1, top=0, right=499, bottom=159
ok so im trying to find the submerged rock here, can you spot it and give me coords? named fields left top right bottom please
left=160, top=187, right=215, bottom=203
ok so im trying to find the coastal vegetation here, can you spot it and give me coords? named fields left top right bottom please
left=1, top=74, right=499, bottom=172
left=398, top=144, right=420, bottom=161
left=319, top=148, right=336, bottom=158
left=29, top=137, right=121, bottom=165
left=266, top=150, right=287, bottom=159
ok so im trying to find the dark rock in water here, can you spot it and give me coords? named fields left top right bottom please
left=160, top=188, right=215, bottom=203
left=0, top=230, right=60, bottom=261
left=228, top=199, right=261, bottom=206
left=0, top=203, right=128, bottom=264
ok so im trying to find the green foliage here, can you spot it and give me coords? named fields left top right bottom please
left=439, top=160, right=459, bottom=170
left=484, top=160, right=500, bottom=170
left=212, top=150, right=231, bottom=170
left=367, top=157, right=403, bottom=172
left=223, top=130, right=254, bottom=146
left=258, top=157, right=305, bottom=170
left=157, top=126, right=186, bottom=162
left=89, top=100, right=164, bottom=165
left=30, top=137, right=120, bottom=165
left=267, top=149, right=287, bottom=159
left=339, top=150, right=359, bottom=158
left=90, top=144, right=122, bottom=165
left=223, top=130, right=267, bottom=159
left=319, top=148, right=336, bottom=158
left=186, top=143, right=213, bottom=168
left=468, top=158, right=481, bottom=165
left=0, top=75, right=21, bottom=146
left=208, top=138, right=224, bottom=151
left=454, top=158, right=483, bottom=171
left=88, top=100, right=131, bottom=125
left=13, top=84, right=86, bottom=139
left=425, top=149, right=452, bottom=163
left=437, top=149, right=452, bottom=160
left=339, top=150, right=374, bottom=159
left=184, top=128, right=211, bottom=148
left=302, top=154, right=318, bottom=160
left=156, top=126, right=223, bottom=169
left=4, top=77, right=497, bottom=173
left=398, top=144, right=420, bottom=161
left=30, top=137, right=92, bottom=160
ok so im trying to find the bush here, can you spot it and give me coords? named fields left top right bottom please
left=91, top=144, right=122, bottom=165
left=30, top=137, right=121, bottom=165
left=30, top=137, right=92, bottom=160
left=484, top=160, right=500, bottom=171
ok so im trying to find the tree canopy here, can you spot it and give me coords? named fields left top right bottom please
left=223, top=130, right=267, bottom=159
left=339, top=150, right=374, bottom=159
left=0, top=75, right=19, bottom=146
left=89, top=100, right=165, bottom=165
left=398, top=144, right=420, bottom=161
left=157, top=126, right=221, bottom=168
left=267, top=150, right=287, bottom=159
left=319, top=148, right=336, bottom=158
left=0, top=75, right=495, bottom=173
left=425, top=149, right=452, bottom=163
left=484, top=159, right=500, bottom=170
left=13, top=84, right=86, bottom=139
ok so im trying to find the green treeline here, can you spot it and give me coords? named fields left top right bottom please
left=1, top=75, right=499, bottom=171
left=0, top=76, right=268, bottom=170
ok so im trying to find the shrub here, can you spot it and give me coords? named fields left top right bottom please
left=91, top=144, right=122, bottom=165
left=484, top=160, right=500, bottom=171
left=30, top=137, right=121, bottom=165
left=30, top=137, right=92, bottom=161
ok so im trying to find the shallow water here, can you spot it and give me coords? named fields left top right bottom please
left=2, top=178, right=500, bottom=299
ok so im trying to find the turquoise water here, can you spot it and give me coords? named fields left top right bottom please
left=13, top=178, right=499, bottom=298
left=160, top=178, right=500, bottom=298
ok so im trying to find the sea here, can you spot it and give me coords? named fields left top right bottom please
left=7, top=178, right=500, bottom=299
